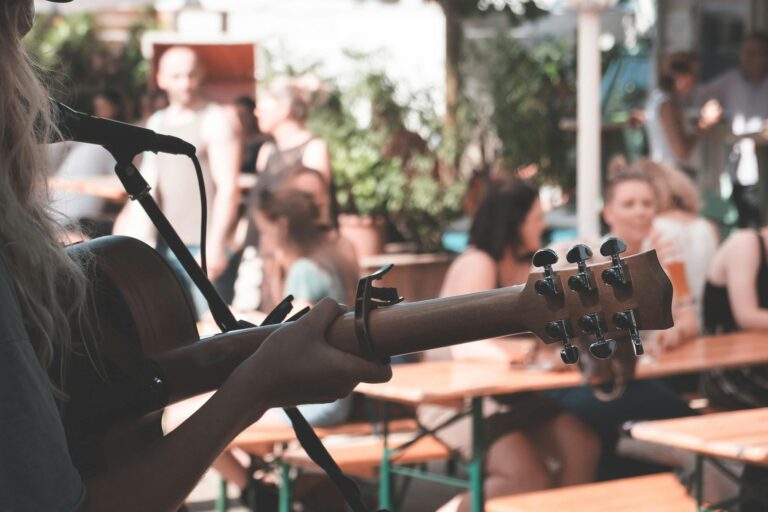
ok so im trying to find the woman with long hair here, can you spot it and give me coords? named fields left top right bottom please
left=423, top=178, right=602, bottom=512
left=0, top=2, right=390, bottom=510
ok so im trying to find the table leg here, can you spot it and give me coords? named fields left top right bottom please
left=469, top=397, right=485, bottom=512
left=379, top=402, right=392, bottom=510
left=279, top=461, right=292, bottom=512
left=215, top=477, right=228, bottom=512
left=695, top=454, right=703, bottom=511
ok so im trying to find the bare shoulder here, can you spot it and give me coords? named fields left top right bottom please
left=202, top=104, right=240, bottom=139
left=441, top=249, right=496, bottom=296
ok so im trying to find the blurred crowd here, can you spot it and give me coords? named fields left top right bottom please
left=48, top=31, right=768, bottom=511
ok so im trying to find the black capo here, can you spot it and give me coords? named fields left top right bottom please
left=354, top=264, right=403, bottom=363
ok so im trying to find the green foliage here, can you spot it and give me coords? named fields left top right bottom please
left=463, top=34, right=576, bottom=187
left=308, top=70, right=465, bottom=252
left=24, top=10, right=156, bottom=116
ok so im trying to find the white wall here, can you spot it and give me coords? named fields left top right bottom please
left=169, top=0, right=446, bottom=113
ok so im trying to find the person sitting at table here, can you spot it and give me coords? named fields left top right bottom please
left=546, top=167, right=697, bottom=478
left=174, top=185, right=360, bottom=508
left=700, top=227, right=768, bottom=512
left=630, top=158, right=720, bottom=328
left=421, top=178, right=602, bottom=512
left=701, top=225, right=768, bottom=409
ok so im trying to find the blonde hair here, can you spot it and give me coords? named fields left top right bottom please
left=264, top=76, right=312, bottom=122
left=632, top=159, right=701, bottom=213
left=0, top=2, right=90, bottom=398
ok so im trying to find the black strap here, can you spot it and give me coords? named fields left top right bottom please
left=261, top=302, right=371, bottom=512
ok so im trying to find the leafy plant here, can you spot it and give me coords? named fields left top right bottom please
left=308, top=69, right=465, bottom=252
left=24, top=10, right=156, bottom=117
left=462, top=34, right=576, bottom=187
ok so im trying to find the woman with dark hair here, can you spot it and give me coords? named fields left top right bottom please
left=644, top=52, right=721, bottom=175
left=422, top=179, right=601, bottom=512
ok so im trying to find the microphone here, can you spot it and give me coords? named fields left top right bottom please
left=51, top=99, right=196, bottom=158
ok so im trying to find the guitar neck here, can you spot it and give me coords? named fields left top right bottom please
left=153, top=284, right=527, bottom=404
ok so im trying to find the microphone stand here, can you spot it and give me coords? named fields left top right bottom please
left=110, top=155, right=240, bottom=333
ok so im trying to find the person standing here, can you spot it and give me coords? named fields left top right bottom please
left=116, top=46, right=243, bottom=317
left=644, top=52, right=721, bottom=176
left=697, top=33, right=768, bottom=228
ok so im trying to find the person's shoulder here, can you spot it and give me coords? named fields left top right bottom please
left=721, top=228, right=760, bottom=253
left=453, top=248, right=495, bottom=269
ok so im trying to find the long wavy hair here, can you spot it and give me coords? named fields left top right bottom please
left=0, top=2, right=90, bottom=399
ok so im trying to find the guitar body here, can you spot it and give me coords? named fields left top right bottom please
left=63, top=236, right=199, bottom=477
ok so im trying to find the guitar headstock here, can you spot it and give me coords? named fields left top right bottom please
left=523, top=237, right=673, bottom=365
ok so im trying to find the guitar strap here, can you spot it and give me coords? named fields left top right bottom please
left=260, top=303, right=377, bottom=512
left=112, top=157, right=381, bottom=511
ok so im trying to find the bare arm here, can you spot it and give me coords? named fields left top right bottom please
left=660, top=100, right=697, bottom=162
left=724, top=232, right=768, bottom=330
left=440, top=251, right=532, bottom=362
left=203, top=106, right=242, bottom=279
left=301, top=138, right=332, bottom=182
left=80, top=299, right=391, bottom=511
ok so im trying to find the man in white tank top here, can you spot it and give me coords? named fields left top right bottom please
left=115, top=46, right=242, bottom=317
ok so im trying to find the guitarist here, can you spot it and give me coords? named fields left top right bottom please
left=0, top=1, right=392, bottom=511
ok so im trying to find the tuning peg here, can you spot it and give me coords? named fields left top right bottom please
left=579, top=313, right=616, bottom=359
left=532, top=249, right=562, bottom=297
left=599, top=237, right=627, bottom=258
left=600, top=237, right=631, bottom=287
left=614, top=310, right=644, bottom=356
left=545, top=319, right=579, bottom=365
left=566, top=244, right=595, bottom=292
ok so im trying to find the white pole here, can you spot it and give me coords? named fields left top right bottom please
left=576, top=8, right=602, bottom=239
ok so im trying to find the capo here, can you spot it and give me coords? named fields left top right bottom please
left=354, top=264, right=403, bottom=363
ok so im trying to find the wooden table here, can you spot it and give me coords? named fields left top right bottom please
left=357, top=331, right=768, bottom=405
left=631, top=408, right=768, bottom=511
left=632, top=408, right=768, bottom=467
left=354, top=331, right=768, bottom=512
left=49, top=175, right=127, bottom=202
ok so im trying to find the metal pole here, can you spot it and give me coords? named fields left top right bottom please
left=577, top=7, right=603, bottom=239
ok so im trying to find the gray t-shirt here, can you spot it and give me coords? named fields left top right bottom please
left=0, top=257, right=86, bottom=511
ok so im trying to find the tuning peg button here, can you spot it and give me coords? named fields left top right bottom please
left=561, top=345, right=579, bottom=365
left=566, top=244, right=595, bottom=293
left=600, top=237, right=627, bottom=258
left=579, top=313, right=616, bottom=359
left=589, top=338, right=617, bottom=359
left=614, top=310, right=645, bottom=356
left=532, top=249, right=562, bottom=297
left=600, top=237, right=631, bottom=287
left=546, top=319, right=579, bottom=365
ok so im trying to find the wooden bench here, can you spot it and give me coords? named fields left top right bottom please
left=230, top=418, right=419, bottom=456
left=280, top=432, right=452, bottom=479
left=486, top=473, right=695, bottom=512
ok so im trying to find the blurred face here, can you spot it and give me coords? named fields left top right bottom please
left=256, top=92, right=291, bottom=134
left=157, top=49, right=204, bottom=107
left=673, top=72, right=696, bottom=97
left=93, top=96, right=118, bottom=119
left=741, top=39, right=768, bottom=82
left=519, top=199, right=546, bottom=255
left=603, top=180, right=657, bottom=247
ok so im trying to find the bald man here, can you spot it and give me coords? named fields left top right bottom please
left=134, top=46, right=242, bottom=317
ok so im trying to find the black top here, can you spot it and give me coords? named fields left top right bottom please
left=701, top=230, right=768, bottom=409
left=703, top=230, right=768, bottom=334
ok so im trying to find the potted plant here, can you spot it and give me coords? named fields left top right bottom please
left=309, top=72, right=465, bottom=256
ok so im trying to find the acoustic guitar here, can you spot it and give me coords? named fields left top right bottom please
left=62, top=235, right=672, bottom=477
